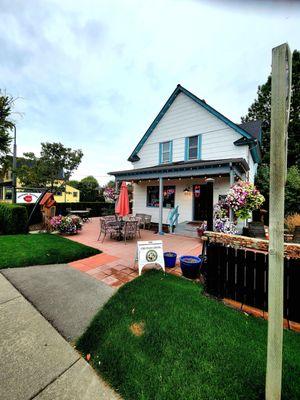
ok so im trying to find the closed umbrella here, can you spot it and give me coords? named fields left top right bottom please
left=115, top=181, right=130, bottom=217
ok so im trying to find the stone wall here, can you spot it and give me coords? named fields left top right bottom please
left=203, top=231, right=300, bottom=259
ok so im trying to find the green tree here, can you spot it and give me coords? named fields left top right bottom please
left=17, top=142, right=83, bottom=190
left=78, top=176, right=100, bottom=201
left=0, top=91, right=15, bottom=166
left=242, top=50, right=300, bottom=167
left=68, top=180, right=80, bottom=189
left=243, top=50, right=300, bottom=215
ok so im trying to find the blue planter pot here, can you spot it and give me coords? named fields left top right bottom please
left=180, top=255, right=202, bottom=279
left=164, top=252, right=177, bottom=268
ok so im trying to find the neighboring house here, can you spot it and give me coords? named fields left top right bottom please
left=109, top=84, right=261, bottom=233
left=0, top=161, right=80, bottom=203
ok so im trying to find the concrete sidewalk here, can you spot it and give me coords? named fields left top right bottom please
left=0, top=274, right=120, bottom=400
left=2, top=264, right=115, bottom=342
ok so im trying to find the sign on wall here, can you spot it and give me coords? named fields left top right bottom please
left=136, top=240, right=165, bottom=275
left=17, top=192, right=42, bottom=204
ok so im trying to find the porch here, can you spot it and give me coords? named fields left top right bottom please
left=67, top=217, right=202, bottom=288
left=109, top=158, right=249, bottom=234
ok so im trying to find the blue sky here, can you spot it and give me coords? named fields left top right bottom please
left=0, top=0, right=299, bottom=184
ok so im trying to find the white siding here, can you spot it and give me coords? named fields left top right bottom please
left=133, top=92, right=249, bottom=169
left=132, top=177, right=230, bottom=224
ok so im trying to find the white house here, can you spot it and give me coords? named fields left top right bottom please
left=109, top=84, right=261, bottom=234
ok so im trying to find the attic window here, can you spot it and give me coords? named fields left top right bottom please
left=159, top=141, right=172, bottom=164
left=185, top=135, right=202, bottom=160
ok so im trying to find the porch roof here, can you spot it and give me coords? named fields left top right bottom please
left=108, top=158, right=249, bottom=181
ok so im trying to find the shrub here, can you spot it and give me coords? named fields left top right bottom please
left=0, top=203, right=28, bottom=234
left=55, top=202, right=115, bottom=217
left=285, top=213, right=300, bottom=233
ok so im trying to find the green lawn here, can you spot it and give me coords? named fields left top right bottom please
left=0, top=234, right=100, bottom=269
left=76, top=271, right=300, bottom=400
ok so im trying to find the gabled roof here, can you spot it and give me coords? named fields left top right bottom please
left=128, top=84, right=261, bottom=163
left=238, top=120, right=262, bottom=142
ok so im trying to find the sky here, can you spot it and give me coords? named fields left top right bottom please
left=0, top=0, right=299, bottom=184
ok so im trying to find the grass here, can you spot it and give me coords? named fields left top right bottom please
left=77, top=271, right=300, bottom=400
left=0, top=233, right=100, bottom=269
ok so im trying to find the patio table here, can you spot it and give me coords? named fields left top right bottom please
left=68, top=210, right=90, bottom=222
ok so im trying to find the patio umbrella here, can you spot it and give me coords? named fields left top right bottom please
left=115, top=181, right=130, bottom=217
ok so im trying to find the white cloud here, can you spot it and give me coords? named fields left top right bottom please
left=0, top=0, right=299, bottom=184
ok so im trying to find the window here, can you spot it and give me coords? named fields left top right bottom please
left=185, top=135, right=202, bottom=160
left=5, top=189, right=12, bottom=200
left=147, top=186, right=175, bottom=208
left=159, top=141, right=172, bottom=164
left=56, top=191, right=62, bottom=196
left=73, top=192, right=78, bottom=197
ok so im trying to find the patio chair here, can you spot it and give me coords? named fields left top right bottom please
left=121, top=220, right=138, bottom=244
left=129, top=215, right=142, bottom=238
left=98, top=216, right=120, bottom=242
left=135, top=213, right=151, bottom=230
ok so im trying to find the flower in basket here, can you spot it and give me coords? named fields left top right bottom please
left=103, top=187, right=116, bottom=203
left=213, top=203, right=237, bottom=235
left=50, top=215, right=83, bottom=234
left=225, top=181, right=265, bottom=220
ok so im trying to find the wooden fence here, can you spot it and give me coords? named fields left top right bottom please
left=203, top=242, right=300, bottom=323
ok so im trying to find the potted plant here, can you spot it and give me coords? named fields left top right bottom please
left=180, top=255, right=202, bottom=279
left=50, top=214, right=83, bottom=235
left=163, top=252, right=177, bottom=268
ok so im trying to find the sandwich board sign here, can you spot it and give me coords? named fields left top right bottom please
left=136, top=240, right=165, bottom=275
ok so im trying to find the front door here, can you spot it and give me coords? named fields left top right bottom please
left=193, top=183, right=213, bottom=227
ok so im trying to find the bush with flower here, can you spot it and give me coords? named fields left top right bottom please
left=50, top=214, right=83, bottom=235
left=225, top=180, right=265, bottom=220
left=213, top=203, right=237, bottom=234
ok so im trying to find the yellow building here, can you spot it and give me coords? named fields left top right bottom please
left=53, top=184, right=80, bottom=203
left=0, top=170, right=80, bottom=203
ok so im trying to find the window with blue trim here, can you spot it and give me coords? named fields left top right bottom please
left=160, top=141, right=172, bottom=164
left=185, top=135, right=201, bottom=160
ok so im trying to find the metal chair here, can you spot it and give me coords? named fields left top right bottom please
left=121, top=220, right=138, bottom=244
left=97, top=216, right=120, bottom=242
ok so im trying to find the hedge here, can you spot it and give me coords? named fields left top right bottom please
left=23, top=202, right=116, bottom=225
left=0, top=203, right=28, bottom=234
left=56, top=202, right=115, bottom=217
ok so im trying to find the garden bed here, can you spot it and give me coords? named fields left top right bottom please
left=0, top=234, right=100, bottom=269
left=76, top=271, right=300, bottom=400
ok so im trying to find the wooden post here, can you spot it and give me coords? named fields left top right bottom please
left=266, top=43, right=292, bottom=400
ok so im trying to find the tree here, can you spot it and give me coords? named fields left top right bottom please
left=67, top=180, right=80, bottom=189
left=0, top=91, right=15, bottom=166
left=78, top=176, right=100, bottom=201
left=242, top=50, right=300, bottom=215
left=242, top=50, right=300, bottom=167
left=17, top=142, right=83, bottom=189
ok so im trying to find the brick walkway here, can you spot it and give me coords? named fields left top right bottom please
left=67, top=218, right=202, bottom=288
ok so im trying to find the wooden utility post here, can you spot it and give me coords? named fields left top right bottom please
left=266, top=43, right=292, bottom=400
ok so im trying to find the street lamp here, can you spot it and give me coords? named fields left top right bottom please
left=12, top=125, right=17, bottom=203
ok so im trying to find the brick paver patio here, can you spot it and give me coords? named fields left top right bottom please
left=67, top=218, right=202, bottom=288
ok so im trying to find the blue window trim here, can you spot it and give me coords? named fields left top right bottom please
left=185, top=134, right=202, bottom=161
left=159, top=140, right=173, bottom=164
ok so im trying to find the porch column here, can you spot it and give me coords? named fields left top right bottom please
left=158, top=176, right=164, bottom=235
left=206, top=178, right=214, bottom=231
left=229, top=163, right=234, bottom=222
